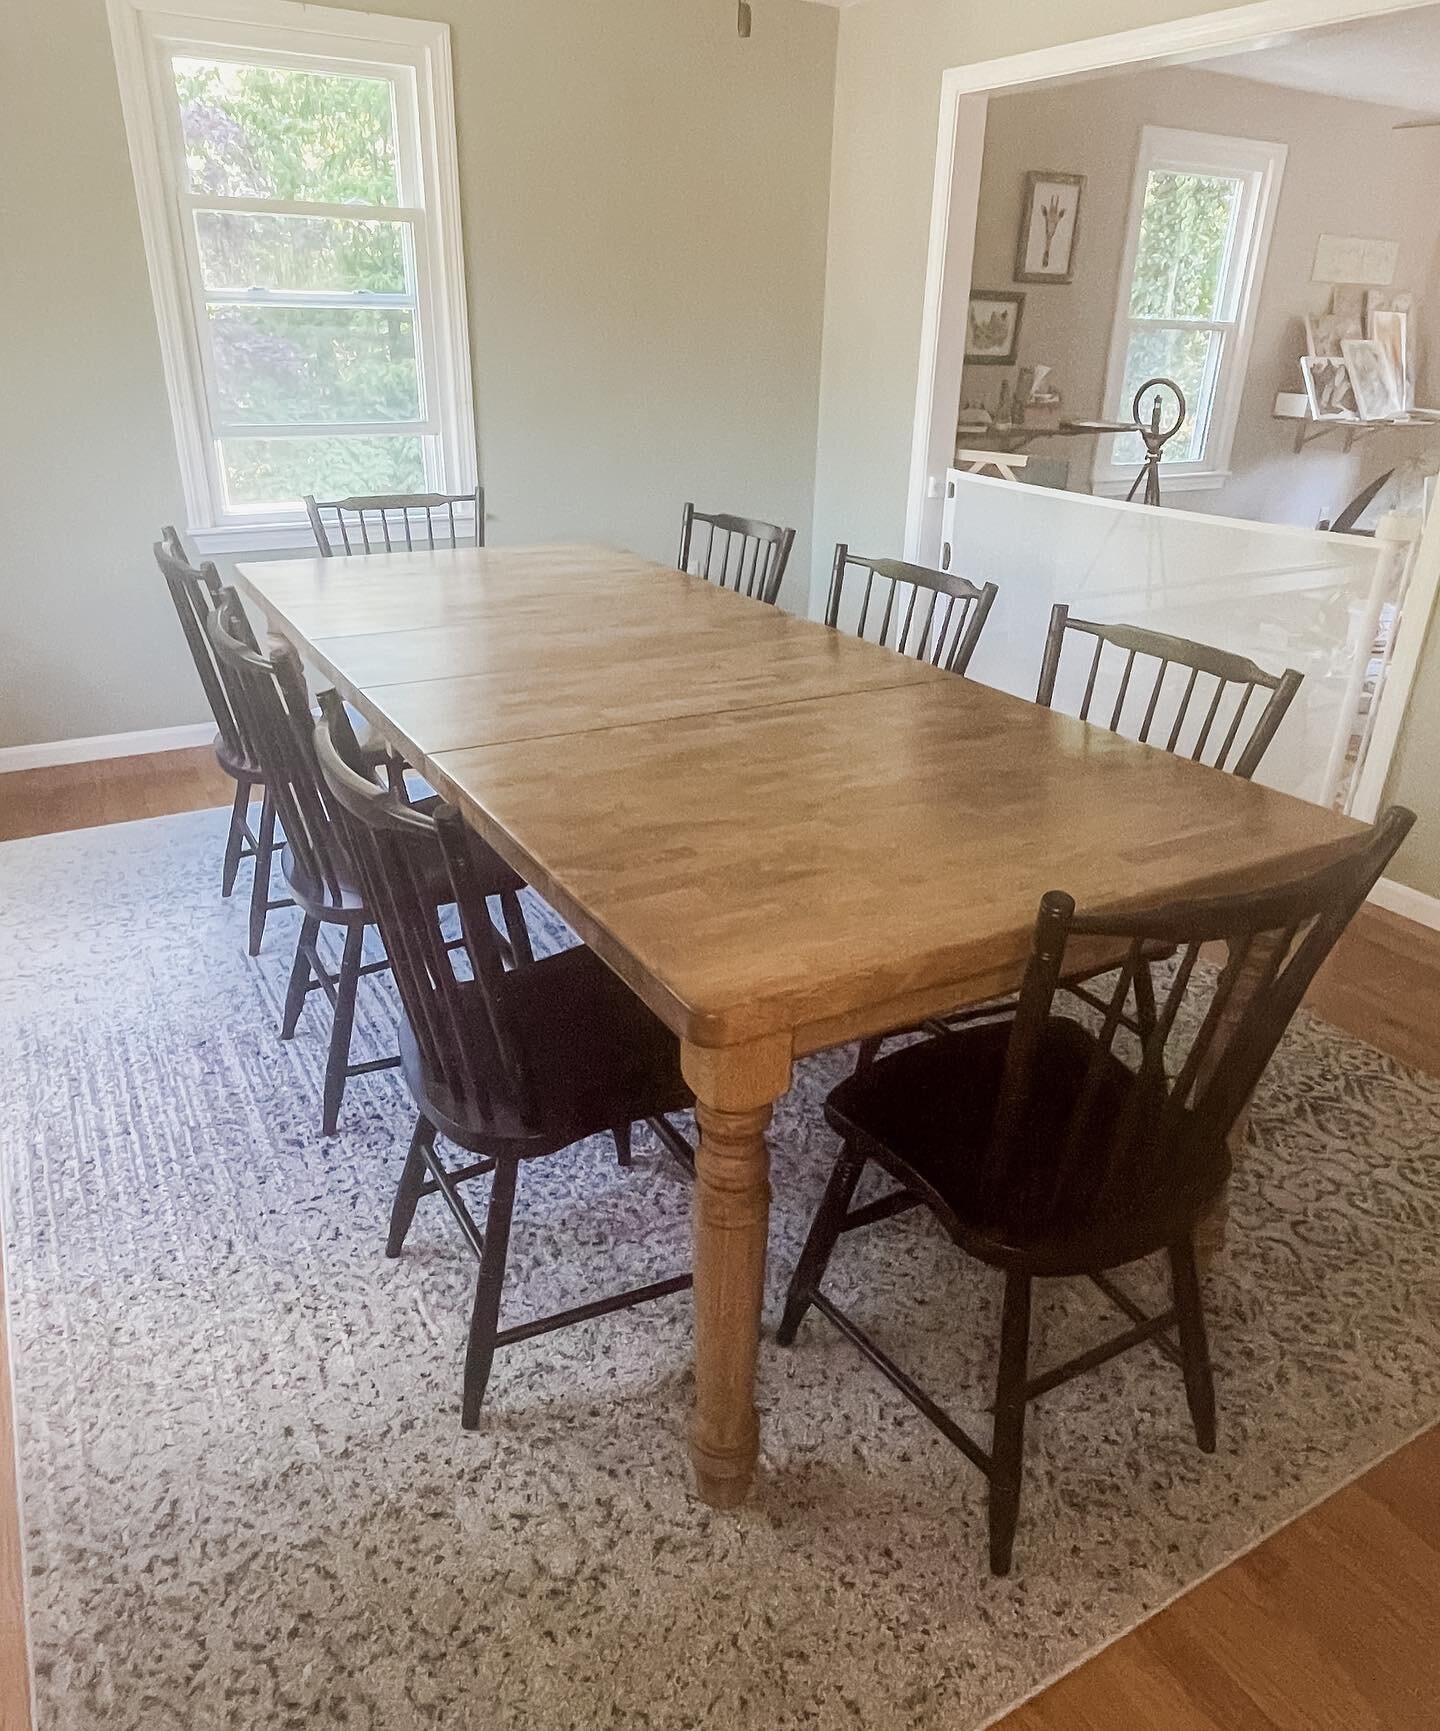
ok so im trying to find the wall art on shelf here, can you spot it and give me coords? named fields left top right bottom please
left=1368, top=310, right=1409, bottom=409
left=1312, top=234, right=1399, bottom=287
left=1014, top=172, right=1084, bottom=284
left=1305, top=311, right=1360, bottom=358
left=1301, top=354, right=1357, bottom=421
left=1341, top=337, right=1403, bottom=421
left=966, top=290, right=1025, bottom=365
left=1368, top=292, right=1417, bottom=407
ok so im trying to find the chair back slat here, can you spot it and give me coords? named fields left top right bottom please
left=305, top=488, right=484, bottom=559
left=205, top=590, right=350, bottom=905
left=1038, top=605, right=1303, bottom=780
left=312, top=698, right=538, bottom=1131
left=982, top=807, right=1414, bottom=1239
left=825, top=546, right=999, bottom=675
left=154, top=533, right=247, bottom=764
left=678, top=502, right=795, bottom=605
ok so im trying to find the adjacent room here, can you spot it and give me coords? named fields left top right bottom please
left=955, top=12, right=1440, bottom=529
left=0, top=0, right=1436, bottom=1726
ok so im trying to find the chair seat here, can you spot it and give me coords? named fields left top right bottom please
left=400, top=943, right=692, bottom=1154
left=212, top=730, right=262, bottom=782
left=825, top=1017, right=1229, bottom=1275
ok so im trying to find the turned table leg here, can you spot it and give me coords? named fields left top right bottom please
left=681, top=1036, right=792, bottom=1509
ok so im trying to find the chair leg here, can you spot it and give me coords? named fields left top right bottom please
left=612, top=1123, right=633, bottom=1167
left=988, top=1270, right=1032, bottom=1577
left=246, top=788, right=278, bottom=957
left=499, top=890, right=534, bottom=967
left=1133, top=962, right=1159, bottom=1042
left=462, top=1156, right=520, bottom=1430
left=777, top=1138, right=868, bottom=1346
left=221, top=776, right=251, bottom=898
left=387, top=1115, right=435, bottom=1258
left=1170, top=1236, right=1217, bottom=1453
left=322, top=923, right=366, bottom=1136
left=282, top=915, right=320, bottom=1040
left=854, top=1036, right=883, bottom=1071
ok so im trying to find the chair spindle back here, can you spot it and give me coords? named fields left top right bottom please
left=677, top=503, right=795, bottom=605
left=825, top=545, right=998, bottom=674
left=305, top=488, right=484, bottom=558
left=982, top=806, right=1414, bottom=1236
left=1037, top=605, right=1303, bottom=780
left=154, top=532, right=246, bottom=763
left=313, top=697, right=537, bottom=1131
left=205, top=590, right=350, bottom=907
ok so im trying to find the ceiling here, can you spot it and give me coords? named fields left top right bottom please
left=1192, top=5, right=1440, bottom=118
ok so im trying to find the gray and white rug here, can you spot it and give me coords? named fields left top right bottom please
left=1, top=807, right=1437, bottom=1730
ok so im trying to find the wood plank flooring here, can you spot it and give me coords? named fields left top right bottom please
left=1, top=747, right=1436, bottom=1730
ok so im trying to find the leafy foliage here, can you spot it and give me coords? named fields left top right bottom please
left=174, top=59, right=427, bottom=508
left=1129, top=171, right=1238, bottom=321
left=1114, top=170, right=1241, bottom=466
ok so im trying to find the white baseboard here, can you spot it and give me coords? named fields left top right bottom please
left=0, top=722, right=215, bottom=774
left=1368, top=875, right=1440, bottom=932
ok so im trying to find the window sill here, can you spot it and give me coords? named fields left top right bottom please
left=1091, top=470, right=1231, bottom=499
left=188, top=503, right=478, bottom=559
left=189, top=519, right=319, bottom=558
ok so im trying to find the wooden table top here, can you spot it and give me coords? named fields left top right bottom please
left=236, top=543, right=1365, bottom=1052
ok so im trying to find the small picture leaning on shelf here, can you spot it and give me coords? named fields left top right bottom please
left=1302, top=354, right=1357, bottom=421
left=1341, top=337, right=1403, bottom=421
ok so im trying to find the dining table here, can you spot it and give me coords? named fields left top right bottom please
left=234, top=541, right=1364, bottom=1509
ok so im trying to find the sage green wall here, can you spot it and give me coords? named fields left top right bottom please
left=814, top=0, right=1440, bottom=897
left=0, top=0, right=837, bottom=749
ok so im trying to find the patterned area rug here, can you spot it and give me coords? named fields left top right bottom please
left=1, top=807, right=1438, bottom=1730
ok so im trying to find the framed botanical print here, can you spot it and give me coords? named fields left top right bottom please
left=1015, top=171, right=1084, bottom=284
left=965, top=290, right=1024, bottom=365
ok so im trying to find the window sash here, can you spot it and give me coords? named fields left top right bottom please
left=111, top=0, right=475, bottom=547
left=1093, top=126, right=1285, bottom=494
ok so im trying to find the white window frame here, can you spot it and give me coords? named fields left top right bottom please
left=108, top=0, right=476, bottom=553
left=1092, top=125, right=1286, bottom=498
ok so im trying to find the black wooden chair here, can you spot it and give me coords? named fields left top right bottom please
left=313, top=698, right=697, bottom=1427
left=205, top=589, right=531, bottom=1134
left=154, top=529, right=289, bottom=955
left=305, top=487, right=484, bottom=557
left=780, top=805, right=1413, bottom=1575
left=1037, top=607, right=1303, bottom=779
left=678, top=502, right=795, bottom=605
left=825, top=545, right=998, bottom=674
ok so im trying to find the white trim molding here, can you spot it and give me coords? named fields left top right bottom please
left=0, top=723, right=216, bottom=775
left=1369, top=875, right=1440, bottom=932
left=106, top=0, right=477, bottom=544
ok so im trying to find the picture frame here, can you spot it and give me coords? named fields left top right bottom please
left=1342, top=336, right=1403, bottom=421
left=1301, top=355, right=1357, bottom=422
left=1014, top=171, right=1084, bottom=284
left=1368, top=310, right=1408, bottom=410
left=1304, top=311, right=1360, bottom=359
left=965, top=290, right=1025, bottom=365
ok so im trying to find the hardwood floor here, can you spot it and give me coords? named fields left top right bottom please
left=0, top=749, right=1436, bottom=1729
left=0, top=744, right=232, bottom=842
